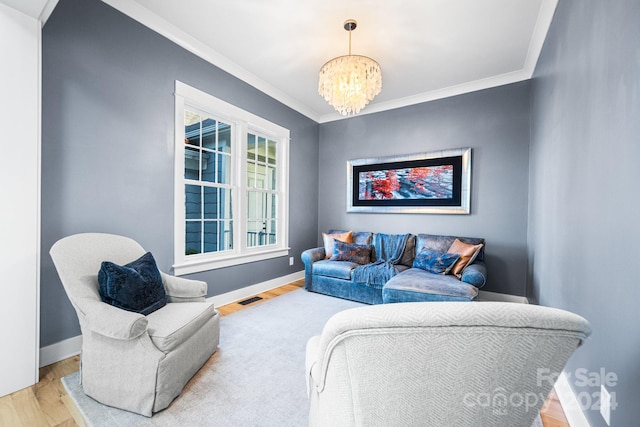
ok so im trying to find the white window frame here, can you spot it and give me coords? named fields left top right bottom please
left=173, top=81, right=290, bottom=275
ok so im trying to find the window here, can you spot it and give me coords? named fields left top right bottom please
left=174, top=81, right=289, bottom=275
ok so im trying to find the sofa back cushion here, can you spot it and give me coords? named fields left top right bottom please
left=400, top=235, right=416, bottom=266
left=416, top=234, right=485, bottom=261
left=330, top=231, right=415, bottom=266
left=328, top=230, right=373, bottom=246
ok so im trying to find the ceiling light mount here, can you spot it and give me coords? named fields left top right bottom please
left=318, top=19, right=382, bottom=116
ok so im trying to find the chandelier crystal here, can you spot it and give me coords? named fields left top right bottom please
left=318, top=20, right=382, bottom=116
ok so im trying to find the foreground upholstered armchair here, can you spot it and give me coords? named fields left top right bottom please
left=50, top=233, right=220, bottom=416
left=306, top=301, right=590, bottom=427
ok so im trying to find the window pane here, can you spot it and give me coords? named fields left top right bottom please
left=248, top=191, right=266, bottom=218
left=185, top=221, right=201, bottom=255
left=267, top=140, right=276, bottom=165
left=201, top=151, right=215, bottom=182
left=184, top=147, right=200, bottom=179
left=247, top=134, right=256, bottom=160
left=204, top=187, right=218, bottom=219
left=203, top=221, right=218, bottom=253
left=269, top=220, right=277, bottom=244
left=258, top=136, right=266, bottom=162
left=247, top=161, right=255, bottom=187
left=220, top=220, right=233, bottom=250
left=256, top=164, right=267, bottom=189
left=184, top=111, right=201, bottom=148
left=202, top=117, right=216, bottom=150
left=267, top=166, right=276, bottom=190
left=218, top=153, right=231, bottom=184
left=185, top=185, right=201, bottom=219
left=256, top=193, right=267, bottom=218
left=218, top=122, right=231, bottom=154
left=269, top=193, right=277, bottom=218
left=247, top=220, right=266, bottom=247
left=220, top=189, right=232, bottom=219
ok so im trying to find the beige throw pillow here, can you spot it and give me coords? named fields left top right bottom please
left=322, top=231, right=353, bottom=259
left=447, top=239, right=483, bottom=278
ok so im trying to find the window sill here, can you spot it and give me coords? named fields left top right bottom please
left=173, top=247, right=290, bottom=276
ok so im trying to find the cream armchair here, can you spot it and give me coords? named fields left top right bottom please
left=50, top=233, right=220, bottom=416
left=306, top=301, right=590, bottom=427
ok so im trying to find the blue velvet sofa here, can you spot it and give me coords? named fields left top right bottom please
left=301, top=231, right=487, bottom=304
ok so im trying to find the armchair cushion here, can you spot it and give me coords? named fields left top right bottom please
left=98, top=252, right=167, bottom=315
left=147, top=301, right=217, bottom=353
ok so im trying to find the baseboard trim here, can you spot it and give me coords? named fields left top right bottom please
left=208, top=270, right=304, bottom=307
left=39, top=271, right=305, bottom=367
left=40, top=335, right=81, bottom=368
left=478, top=290, right=529, bottom=304
left=555, top=372, right=591, bottom=427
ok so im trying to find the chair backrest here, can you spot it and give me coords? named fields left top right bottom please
left=50, top=233, right=146, bottom=305
left=308, top=301, right=590, bottom=427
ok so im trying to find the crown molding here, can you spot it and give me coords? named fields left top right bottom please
left=318, top=69, right=532, bottom=123
left=99, top=0, right=557, bottom=125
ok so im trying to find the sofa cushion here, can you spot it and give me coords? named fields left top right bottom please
left=330, top=241, right=373, bottom=265
left=412, top=249, right=460, bottom=274
left=447, top=239, right=484, bottom=278
left=383, top=268, right=479, bottom=301
left=146, top=301, right=216, bottom=353
left=313, top=260, right=359, bottom=280
left=399, top=234, right=416, bottom=266
left=97, top=252, right=167, bottom=316
left=416, top=234, right=485, bottom=261
left=329, top=230, right=373, bottom=246
left=322, top=231, right=353, bottom=259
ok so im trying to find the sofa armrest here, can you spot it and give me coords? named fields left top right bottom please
left=161, top=272, right=207, bottom=302
left=461, top=261, right=487, bottom=288
left=301, top=247, right=326, bottom=286
left=75, top=297, right=148, bottom=340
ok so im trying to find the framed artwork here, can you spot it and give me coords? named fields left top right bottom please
left=347, top=147, right=471, bottom=214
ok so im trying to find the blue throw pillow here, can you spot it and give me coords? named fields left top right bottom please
left=330, top=240, right=372, bottom=265
left=413, top=249, right=460, bottom=275
left=98, top=252, right=167, bottom=315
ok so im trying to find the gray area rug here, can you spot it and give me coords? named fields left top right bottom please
left=62, top=289, right=363, bottom=426
left=62, top=289, right=545, bottom=427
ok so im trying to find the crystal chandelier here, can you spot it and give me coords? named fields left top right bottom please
left=318, top=19, right=382, bottom=116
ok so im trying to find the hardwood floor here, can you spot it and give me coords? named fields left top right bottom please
left=0, top=279, right=569, bottom=427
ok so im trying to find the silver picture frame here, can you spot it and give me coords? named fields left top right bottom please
left=346, top=147, right=471, bottom=214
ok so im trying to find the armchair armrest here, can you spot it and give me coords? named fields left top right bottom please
left=306, top=335, right=321, bottom=397
left=161, top=272, right=207, bottom=302
left=75, top=297, right=148, bottom=340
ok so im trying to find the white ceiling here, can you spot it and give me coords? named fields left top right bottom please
left=5, top=0, right=558, bottom=123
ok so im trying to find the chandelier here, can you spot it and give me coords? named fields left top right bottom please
left=318, top=19, right=382, bottom=116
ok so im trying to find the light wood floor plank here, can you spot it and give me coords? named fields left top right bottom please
left=0, top=397, right=23, bottom=427
left=0, top=279, right=568, bottom=427
left=9, top=387, right=50, bottom=427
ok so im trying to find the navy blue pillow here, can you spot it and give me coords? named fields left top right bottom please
left=98, top=252, right=167, bottom=315
left=413, top=249, right=460, bottom=275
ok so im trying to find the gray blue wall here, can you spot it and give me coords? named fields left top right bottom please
left=40, top=0, right=319, bottom=346
left=318, top=82, right=532, bottom=296
left=529, top=0, right=640, bottom=425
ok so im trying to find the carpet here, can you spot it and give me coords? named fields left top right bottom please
left=62, top=289, right=545, bottom=427
left=62, top=289, right=363, bottom=426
